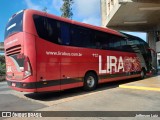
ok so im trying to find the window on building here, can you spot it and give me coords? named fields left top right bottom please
left=108, top=2, right=110, bottom=11
left=111, top=0, right=114, bottom=5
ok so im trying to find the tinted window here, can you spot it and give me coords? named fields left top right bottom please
left=92, top=31, right=131, bottom=51
left=60, top=22, right=70, bottom=45
left=33, top=14, right=134, bottom=52
left=94, top=32, right=107, bottom=49
left=33, top=15, right=72, bottom=45
left=4, top=12, right=23, bottom=39
left=33, top=15, right=61, bottom=44
left=70, top=25, right=92, bottom=47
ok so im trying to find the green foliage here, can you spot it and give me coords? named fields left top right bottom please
left=42, top=7, right=47, bottom=12
left=60, top=0, right=74, bottom=19
left=0, top=55, right=5, bottom=63
left=0, top=55, right=6, bottom=76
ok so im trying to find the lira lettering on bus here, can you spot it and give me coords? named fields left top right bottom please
left=99, top=55, right=124, bottom=74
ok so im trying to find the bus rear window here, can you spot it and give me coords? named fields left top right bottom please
left=4, top=11, right=23, bottom=39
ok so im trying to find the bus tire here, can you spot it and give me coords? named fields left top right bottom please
left=140, top=68, right=146, bottom=79
left=83, top=72, right=98, bottom=91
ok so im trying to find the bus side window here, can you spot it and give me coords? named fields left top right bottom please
left=33, top=15, right=61, bottom=44
left=81, top=29, right=92, bottom=48
left=60, top=22, right=70, bottom=45
left=108, top=38, right=115, bottom=50
left=46, top=18, right=60, bottom=44
left=94, top=32, right=107, bottom=49
left=33, top=15, right=48, bottom=40
left=121, top=39, right=127, bottom=46
left=70, top=25, right=81, bottom=47
left=108, top=36, right=118, bottom=50
left=70, top=25, right=92, bottom=48
left=120, top=38, right=127, bottom=51
left=125, top=39, right=135, bottom=52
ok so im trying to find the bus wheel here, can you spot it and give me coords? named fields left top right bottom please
left=83, top=72, right=98, bottom=91
left=140, top=69, right=146, bottom=79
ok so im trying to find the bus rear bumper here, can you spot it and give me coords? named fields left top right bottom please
left=8, top=86, right=37, bottom=92
left=7, top=80, right=37, bottom=92
left=6, top=80, right=61, bottom=93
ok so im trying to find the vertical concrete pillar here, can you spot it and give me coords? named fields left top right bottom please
left=0, top=42, right=4, bottom=53
left=147, top=31, right=157, bottom=73
left=101, top=0, right=107, bottom=27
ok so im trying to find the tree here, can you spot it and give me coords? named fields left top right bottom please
left=60, top=0, right=74, bottom=19
left=0, top=55, right=5, bottom=63
left=42, top=7, right=47, bottom=13
left=0, top=62, right=5, bottom=75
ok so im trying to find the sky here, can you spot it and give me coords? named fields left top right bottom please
left=0, top=0, right=146, bottom=42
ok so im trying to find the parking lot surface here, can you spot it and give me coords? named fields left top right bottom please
left=0, top=76, right=160, bottom=120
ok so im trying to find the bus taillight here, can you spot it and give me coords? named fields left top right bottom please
left=23, top=57, right=31, bottom=79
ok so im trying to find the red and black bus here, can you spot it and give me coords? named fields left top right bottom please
left=4, top=9, right=152, bottom=92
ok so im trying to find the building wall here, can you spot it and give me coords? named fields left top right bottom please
left=157, top=53, right=160, bottom=70
left=101, top=0, right=160, bottom=70
left=101, top=0, right=121, bottom=27
left=147, top=32, right=157, bottom=70
left=0, top=42, right=4, bottom=52
left=156, top=41, right=160, bottom=53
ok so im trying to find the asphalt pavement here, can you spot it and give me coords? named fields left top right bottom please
left=0, top=76, right=160, bottom=120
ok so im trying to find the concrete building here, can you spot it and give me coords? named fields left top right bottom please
left=0, top=42, right=4, bottom=53
left=101, top=0, right=160, bottom=70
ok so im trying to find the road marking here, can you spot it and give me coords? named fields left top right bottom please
left=119, top=85, right=160, bottom=92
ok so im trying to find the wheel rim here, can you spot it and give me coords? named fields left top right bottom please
left=87, top=76, right=95, bottom=88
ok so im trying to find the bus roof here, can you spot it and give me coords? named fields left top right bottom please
left=24, top=9, right=125, bottom=37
